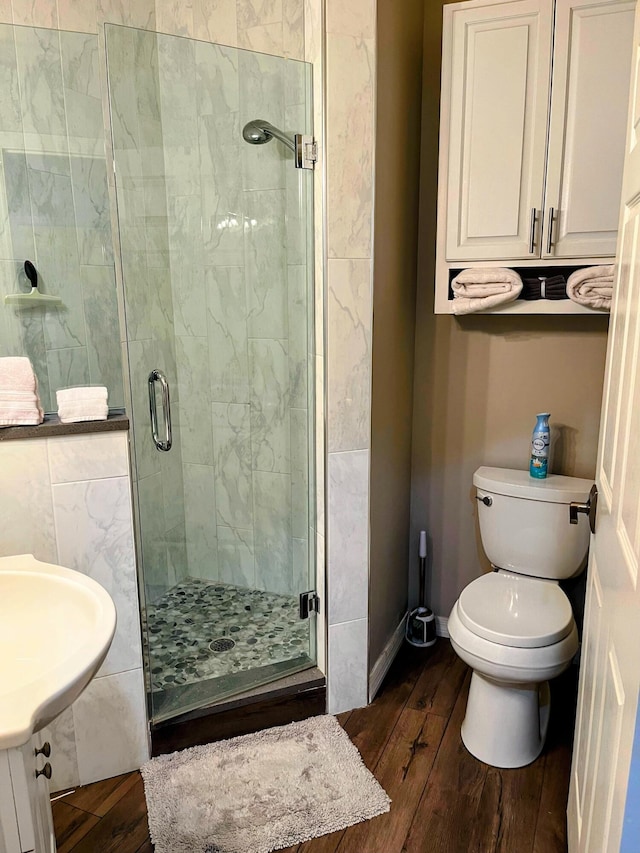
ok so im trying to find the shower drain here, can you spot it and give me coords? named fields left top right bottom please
left=209, top=637, right=236, bottom=653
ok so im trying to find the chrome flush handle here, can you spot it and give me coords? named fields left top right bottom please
left=476, top=495, right=493, bottom=507
left=569, top=484, right=598, bottom=534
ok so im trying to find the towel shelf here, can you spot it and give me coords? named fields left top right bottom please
left=434, top=0, right=634, bottom=315
left=440, top=262, right=613, bottom=315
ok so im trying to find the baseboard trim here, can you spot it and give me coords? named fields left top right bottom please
left=436, top=615, right=449, bottom=638
left=368, top=613, right=408, bottom=703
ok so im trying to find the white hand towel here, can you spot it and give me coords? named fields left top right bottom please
left=0, top=356, right=38, bottom=392
left=58, top=402, right=109, bottom=424
left=566, top=265, right=614, bottom=311
left=451, top=268, right=523, bottom=315
left=57, top=386, right=108, bottom=405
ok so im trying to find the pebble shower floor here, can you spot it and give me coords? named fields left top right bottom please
left=143, top=579, right=309, bottom=693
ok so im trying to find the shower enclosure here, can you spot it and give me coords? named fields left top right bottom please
left=105, top=25, right=317, bottom=724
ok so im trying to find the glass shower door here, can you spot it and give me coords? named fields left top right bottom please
left=105, top=25, right=316, bottom=724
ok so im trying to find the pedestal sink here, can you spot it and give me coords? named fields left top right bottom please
left=0, top=554, right=117, bottom=853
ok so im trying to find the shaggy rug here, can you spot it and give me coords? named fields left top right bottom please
left=141, top=714, right=390, bottom=853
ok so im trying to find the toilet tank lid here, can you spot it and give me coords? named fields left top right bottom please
left=473, top=467, right=593, bottom=504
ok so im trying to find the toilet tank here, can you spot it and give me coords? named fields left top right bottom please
left=473, top=467, right=594, bottom=580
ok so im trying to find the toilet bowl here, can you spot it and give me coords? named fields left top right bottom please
left=449, top=467, right=593, bottom=769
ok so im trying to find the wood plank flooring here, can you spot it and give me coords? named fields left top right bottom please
left=52, top=641, right=576, bottom=853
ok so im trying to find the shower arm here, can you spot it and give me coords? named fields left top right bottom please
left=242, top=119, right=296, bottom=153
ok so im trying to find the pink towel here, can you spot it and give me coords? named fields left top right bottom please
left=0, top=356, right=38, bottom=392
left=0, top=391, right=40, bottom=403
left=0, top=401, right=43, bottom=427
left=0, top=416, right=43, bottom=427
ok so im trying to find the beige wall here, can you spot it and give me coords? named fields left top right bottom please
left=410, top=0, right=610, bottom=619
left=369, top=0, right=425, bottom=668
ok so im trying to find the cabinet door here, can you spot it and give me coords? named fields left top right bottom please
left=543, top=0, right=635, bottom=259
left=0, top=750, right=21, bottom=853
left=30, top=736, right=55, bottom=853
left=443, top=0, right=553, bottom=261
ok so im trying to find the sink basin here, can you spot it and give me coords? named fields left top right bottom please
left=0, top=554, right=116, bottom=750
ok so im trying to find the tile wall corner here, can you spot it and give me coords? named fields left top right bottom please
left=0, top=431, right=149, bottom=792
left=324, top=0, right=376, bottom=715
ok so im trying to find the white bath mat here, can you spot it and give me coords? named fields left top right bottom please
left=141, top=714, right=390, bottom=853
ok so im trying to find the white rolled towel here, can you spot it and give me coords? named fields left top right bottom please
left=566, top=265, right=614, bottom=311
left=451, top=268, right=523, bottom=315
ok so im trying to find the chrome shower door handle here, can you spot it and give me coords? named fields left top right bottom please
left=148, top=369, right=172, bottom=452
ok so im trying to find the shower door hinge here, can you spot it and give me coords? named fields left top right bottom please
left=294, top=134, right=317, bottom=170
left=299, top=590, right=320, bottom=619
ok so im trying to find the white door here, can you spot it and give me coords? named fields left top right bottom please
left=443, top=0, right=553, bottom=261
left=567, top=6, right=640, bottom=850
left=543, top=0, right=635, bottom=259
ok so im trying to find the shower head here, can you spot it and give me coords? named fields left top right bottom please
left=242, top=119, right=296, bottom=153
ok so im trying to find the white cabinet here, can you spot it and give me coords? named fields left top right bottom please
left=443, top=0, right=553, bottom=261
left=544, top=0, right=635, bottom=258
left=0, top=736, right=55, bottom=853
left=436, top=0, right=636, bottom=313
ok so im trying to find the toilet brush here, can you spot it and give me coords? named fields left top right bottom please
left=405, top=530, right=437, bottom=648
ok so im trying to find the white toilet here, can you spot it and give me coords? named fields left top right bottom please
left=448, top=466, right=594, bottom=769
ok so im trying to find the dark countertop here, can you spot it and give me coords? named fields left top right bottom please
left=0, top=410, right=129, bottom=441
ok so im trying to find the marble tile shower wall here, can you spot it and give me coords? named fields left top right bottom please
left=0, top=432, right=149, bottom=791
left=0, top=24, right=123, bottom=412
left=156, top=36, right=312, bottom=598
left=107, top=25, right=188, bottom=603
left=109, top=27, right=313, bottom=601
left=325, top=2, right=376, bottom=714
left=1, top=0, right=379, bottom=719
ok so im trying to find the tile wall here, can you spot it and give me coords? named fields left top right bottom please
left=0, top=24, right=123, bottom=412
left=325, top=2, right=376, bottom=713
left=0, top=0, right=378, bottom=719
left=108, top=27, right=313, bottom=607
left=106, top=24, right=188, bottom=604
left=0, top=430, right=149, bottom=791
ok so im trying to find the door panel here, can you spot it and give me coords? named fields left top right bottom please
left=105, top=25, right=317, bottom=725
left=544, top=0, right=635, bottom=259
left=568, top=8, right=640, bottom=849
left=444, top=0, right=552, bottom=260
left=572, top=559, right=604, bottom=835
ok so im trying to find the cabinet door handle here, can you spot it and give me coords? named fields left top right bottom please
left=529, top=208, right=537, bottom=254
left=36, top=762, right=52, bottom=780
left=34, top=742, right=51, bottom=759
left=546, top=207, right=555, bottom=254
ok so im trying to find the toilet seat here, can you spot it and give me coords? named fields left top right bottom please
left=457, top=571, right=573, bottom=649
left=448, top=604, right=579, bottom=684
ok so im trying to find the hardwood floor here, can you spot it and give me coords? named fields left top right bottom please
left=52, top=641, right=576, bottom=853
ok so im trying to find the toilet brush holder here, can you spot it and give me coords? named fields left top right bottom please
left=405, top=531, right=437, bottom=648
left=406, top=606, right=437, bottom=647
